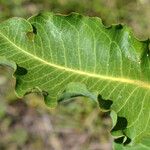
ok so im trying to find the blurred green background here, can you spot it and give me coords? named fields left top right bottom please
left=0, top=0, right=150, bottom=150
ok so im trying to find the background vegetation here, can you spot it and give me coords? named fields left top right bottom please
left=0, top=0, right=150, bottom=150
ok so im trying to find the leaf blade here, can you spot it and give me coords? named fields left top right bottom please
left=0, top=12, right=150, bottom=145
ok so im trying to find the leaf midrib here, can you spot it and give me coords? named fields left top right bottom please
left=1, top=31, right=150, bottom=90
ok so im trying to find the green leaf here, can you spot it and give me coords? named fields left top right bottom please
left=113, top=137, right=150, bottom=150
left=0, top=12, right=149, bottom=146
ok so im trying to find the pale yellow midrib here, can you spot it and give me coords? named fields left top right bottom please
left=1, top=32, right=150, bottom=89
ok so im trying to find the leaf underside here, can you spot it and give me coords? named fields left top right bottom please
left=0, top=12, right=150, bottom=147
left=114, top=137, right=150, bottom=150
